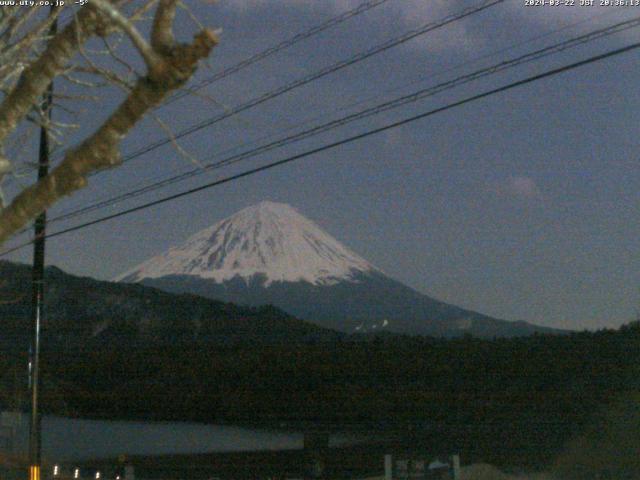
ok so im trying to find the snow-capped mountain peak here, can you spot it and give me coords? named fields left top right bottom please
left=117, top=201, right=377, bottom=286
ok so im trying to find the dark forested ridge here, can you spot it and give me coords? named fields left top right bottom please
left=138, top=271, right=565, bottom=338
left=0, top=260, right=638, bottom=469
left=1, top=324, right=639, bottom=468
left=0, top=261, right=340, bottom=348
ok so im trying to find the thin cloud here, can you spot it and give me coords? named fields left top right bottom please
left=508, top=175, right=542, bottom=198
left=493, top=175, right=544, bottom=199
left=220, top=0, right=482, bottom=51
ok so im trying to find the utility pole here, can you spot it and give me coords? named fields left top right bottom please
left=28, top=10, right=57, bottom=480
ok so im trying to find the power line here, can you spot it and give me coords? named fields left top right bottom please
left=105, top=0, right=508, bottom=170
left=3, top=0, right=392, bottom=183
left=49, top=5, right=618, bottom=221
left=2, top=39, right=638, bottom=257
left=166, top=0, right=393, bottom=105
left=43, top=15, right=640, bottom=226
left=0, top=0, right=512, bottom=239
left=3, top=0, right=506, bottom=200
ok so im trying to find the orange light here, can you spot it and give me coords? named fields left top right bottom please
left=29, top=465, right=41, bottom=480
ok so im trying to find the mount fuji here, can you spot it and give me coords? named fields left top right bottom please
left=117, top=201, right=559, bottom=338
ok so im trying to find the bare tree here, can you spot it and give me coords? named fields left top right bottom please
left=0, top=0, right=218, bottom=245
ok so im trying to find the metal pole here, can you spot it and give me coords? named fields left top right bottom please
left=28, top=9, right=57, bottom=480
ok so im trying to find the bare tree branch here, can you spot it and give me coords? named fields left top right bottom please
left=0, top=0, right=219, bottom=244
left=102, top=36, right=142, bottom=80
left=0, top=8, right=106, bottom=144
left=151, top=0, right=177, bottom=52
left=89, top=0, right=161, bottom=70
left=0, top=24, right=218, bottom=243
left=152, top=113, right=203, bottom=168
left=131, top=0, right=160, bottom=22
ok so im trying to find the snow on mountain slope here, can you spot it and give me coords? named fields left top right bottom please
left=117, top=201, right=377, bottom=286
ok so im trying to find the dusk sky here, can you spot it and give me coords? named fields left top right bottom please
left=3, top=0, right=640, bottom=331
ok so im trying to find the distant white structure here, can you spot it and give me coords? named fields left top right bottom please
left=384, top=453, right=460, bottom=480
